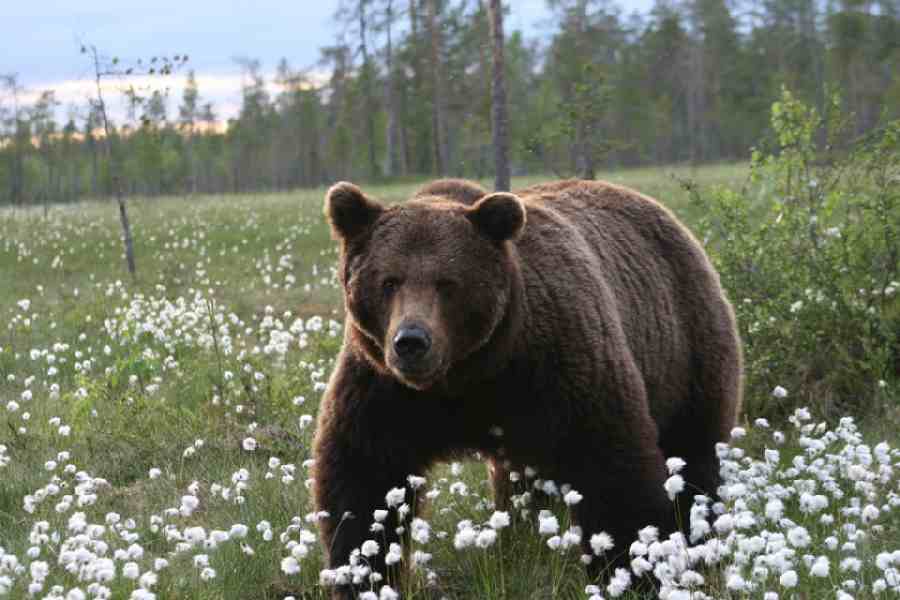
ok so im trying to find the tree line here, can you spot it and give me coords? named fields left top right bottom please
left=1, top=0, right=899, bottom=206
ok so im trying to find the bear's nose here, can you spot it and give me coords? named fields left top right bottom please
left=393, top=326, right=431, bottom=361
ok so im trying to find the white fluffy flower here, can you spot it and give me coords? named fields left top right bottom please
left=454, top=525, right=477, bottom=550
left=538, top=511, right=559, bottom=536
left=590, top=532, right=614, bottom=555
left=563, top=490, right=583, bottom=506
left=281, top=557, right=301, bottom=575
left=123, top=562, right=140, bottom=579
left=779, top=570, right=798, bottom=588
left=809, top=557, right=830, bottom=578
left=379, top=586, right=399, bottom=600
left=476, top=528, right=497, bottom=548
left=386, top=543, right=403, bottom=565
left=787, top=526, right=811, bottom=548
left=406, top=475, right=426, bottom=489
left=385, top=487, right=405, bottom=508
left=606, top=568, right=631, bottom=597
left=666, top=457, right=686, bottom=474
left=664, top=474, right=685, bottom=501
left=638, top=526, right=659, bottom=543
left=360, top=540, right=379, bottom=557
left=410, top=518, right=430, bottom=544
left=489, top=511, right=510, bottom=530
left=861, top=504, right=880, bottom=523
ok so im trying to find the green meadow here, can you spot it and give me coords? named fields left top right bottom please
left=1, top=162, right=898, bottom=599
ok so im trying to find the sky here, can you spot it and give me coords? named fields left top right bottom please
left=2, top=0, right=655, bottom=123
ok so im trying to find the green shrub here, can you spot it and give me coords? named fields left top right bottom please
left=689, top=87, right=899, bottom=420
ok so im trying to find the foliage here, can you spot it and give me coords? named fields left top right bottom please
left=690, top=88, right=899, bottom=421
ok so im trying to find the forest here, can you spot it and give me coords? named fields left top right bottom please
left=1, top=0, right=899, bottom=206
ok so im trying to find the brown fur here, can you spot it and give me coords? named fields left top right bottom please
left=313, top=178, right=742, bottom=596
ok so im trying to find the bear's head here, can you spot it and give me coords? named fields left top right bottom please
left=325, top=181, right=526, bottom=391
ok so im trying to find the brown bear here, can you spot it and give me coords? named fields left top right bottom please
left=313, top=178, right=742, bottom=595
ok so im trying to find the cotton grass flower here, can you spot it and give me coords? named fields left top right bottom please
left=360, top=540, right=379, bottom=557
left=385, top=543, right=403, bottom=566
left=385, top=487, right=405, bottom=508
left=563, top=490, right=583, bottom=506
left=809, top=556, right=830, bottom=578
left=379, top=586, right=399, bottom=600
left=475, top=529, right=497, bottom=548
left=664, top=474, right=685, bottom=500
left=590, top=532, right=614, bottom=555
left=453, top=522, right=477, bottom=550
left=537, top=511, right=559, bottom=536
left=779, top=570, right=798, bottom=588
left=406, top=475, right=426, bottom=489
left=787, top=526, right=811, bottom=548
left=488, top=511, right=510, bottom=530
left=606, top=568, right=631, bottom=597
left=666, top=457, right=686, bottom=475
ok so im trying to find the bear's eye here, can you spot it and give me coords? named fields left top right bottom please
left=436, top=279, right=460, bottom=294
left=382, top=277, right=401, bottom=296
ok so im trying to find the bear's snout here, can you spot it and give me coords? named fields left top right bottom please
left=392, top=324, right=432, bottom=363
left=388, top=321, right=445, bottom=389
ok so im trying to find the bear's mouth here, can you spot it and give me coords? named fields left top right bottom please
left=388, top=357, right=446, bottom=391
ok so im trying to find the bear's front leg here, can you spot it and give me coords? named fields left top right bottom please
left=312, top=360, right=427, bottom=598
left=566, top=441, right=675, bottom=576
left=558, top=385, right=677, bottom=579
left=487, top=457, right=514, bottom=511
left=314, top=454, right=402, bottom=565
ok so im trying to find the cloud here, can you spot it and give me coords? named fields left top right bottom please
left=14, top=69, right=327, bottom=126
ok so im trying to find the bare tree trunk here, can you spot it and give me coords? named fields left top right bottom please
left=575, top=122, right=596, bottom=180
left=116, top=178, right=136, bottom=275
left=383, top=0, right=406, bottom=177
left=477, top=1, right=491, bottom=116
left=426, top=0, right=447, bottom=176
left=5, top=81, right=25, bottom=206
left=359, top=0, right=379, bottom=180
left=2, top=76, right=25, bottom=207
left=43, top=161, right=53, bottom=218
left=11, top=139, right=24, bottom=207
left=90, top=46, right=137, bottom=277
left=686, top=42, right=705, bottom=165
left=407, top=0, right=423, bottom=173
left=185, top=128, right=197, bottom=196
left=487, top=0, right=510, bottom=191
left=572, top=1, right=596, bottom=180
left=89, top=140, right=99, bottom=196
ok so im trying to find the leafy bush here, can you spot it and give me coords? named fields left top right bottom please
left=689, top=88, right=899, bottom=421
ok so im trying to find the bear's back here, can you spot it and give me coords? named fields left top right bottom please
left=413, top=179, right=488, bottom=206
left=510, top=179, right=728, bottom=428
left=513, top=179, right=704, bottom=270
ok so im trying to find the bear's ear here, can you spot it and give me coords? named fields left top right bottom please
left=466, top=192, right=526, bottom=242
left=324, top=182, right=384, bottom=241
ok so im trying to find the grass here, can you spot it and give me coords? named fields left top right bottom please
left=1, top=163, right=898, bottom=599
